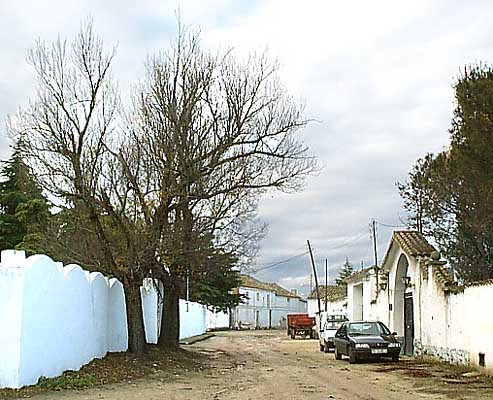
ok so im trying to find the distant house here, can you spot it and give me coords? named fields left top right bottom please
left=231, top=275, right=307, bottom=329
left=307, top=285, right=347, bottom=317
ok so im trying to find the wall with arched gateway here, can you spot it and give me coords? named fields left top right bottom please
left=0, top=250, right=208, bottom=389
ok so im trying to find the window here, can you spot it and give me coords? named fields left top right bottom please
left=256, top=292, right=260, bottom=302
left=348, top=322, right=390, bottom=336
left=336, top=323, right=347, bottom=338
left=287, top=297, right=290, bottom=303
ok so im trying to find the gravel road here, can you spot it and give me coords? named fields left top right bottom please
left=34, top=330, right=493, bottom=400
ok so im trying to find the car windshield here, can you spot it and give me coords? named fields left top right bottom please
left=324, top=320, right=345, bottom=330
left=323, top=314, right=347, bottom=330
left=327, top=314, right=347, bottom=322
left=348, top=322, right=390, bottom=336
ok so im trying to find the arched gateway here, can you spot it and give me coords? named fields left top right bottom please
left=346, top=231, right=438, bottom=356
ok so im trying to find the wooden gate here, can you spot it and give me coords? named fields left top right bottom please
left=404, top=293, right=414, bottom=355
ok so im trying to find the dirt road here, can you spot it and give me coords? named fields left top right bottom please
left=34, top=330, right=493, bottom=400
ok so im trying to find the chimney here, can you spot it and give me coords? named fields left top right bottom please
left=290, top=289, right=297, bottom=296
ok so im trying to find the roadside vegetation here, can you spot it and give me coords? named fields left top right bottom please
left=398, top=64, right=493, bottom=282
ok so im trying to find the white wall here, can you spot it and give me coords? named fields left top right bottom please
left=107, top=279, right=128, bottom=352
left=348, top=243, right=493, bottom=371
left=140, top=281, right=208, bottom=341
left=415, top=266, right=493, bottom=370
left=179, top=300, right=206, bottom=339
left=0, top=253, right=23, bottom=388
left=308, top=298, right=346, bottom=317
left=0, top=251, right=128, bottom=389
left=307, top=299, right=318, bottom=317
left=141, top=280, right=159, bottom=344
left=206, top=309, right=229, bottom=330
left=0, top=250, right=215, bottom=389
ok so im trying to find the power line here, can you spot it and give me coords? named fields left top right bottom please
left=377, top=221, right=408, bottom=228
left=251, top=250, right=310, bottom=274
left=325, top=227, right=368, bottom=251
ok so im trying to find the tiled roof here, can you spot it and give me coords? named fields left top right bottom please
left=393, top=231, right=437, bottom=257
left=238, top=275, right=302, bottom=299
left=345, top=266, right=377, bottom=283
left=307, top=285, right=347, bottom=301
left=434, top=264, right=455, bottom=291
left=381, top=230, right=437, bottom=269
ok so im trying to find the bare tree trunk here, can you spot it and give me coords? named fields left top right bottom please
left=158, top=279, right=180, bottom=349
left=123, top=276, right=147, bottom=354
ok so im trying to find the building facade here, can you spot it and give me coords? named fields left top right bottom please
left=346, top=230, right=493, bottom=371
left=232, top=275, right=307, bottom=329
left=307, top=285, right=347, bottom=317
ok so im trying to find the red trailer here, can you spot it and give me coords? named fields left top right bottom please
left=287, top=314, right=315, bottom=339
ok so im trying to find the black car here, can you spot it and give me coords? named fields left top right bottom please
left=333, top=321, right=401, bottom=363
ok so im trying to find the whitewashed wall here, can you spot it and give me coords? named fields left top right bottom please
left=206, top=309, right=230, bottom=330
left=347, top=245, right=493, bottom=371
left=0, top=251, right=127, bottom=389
left=416, top=267, right=493, bottom=370
left=140, top=282, right=207, bottom=341
left=308, top=298, right=346, bottom=317
left=0, top=250, right=212, bottom=389
left=179, top=300, right=206, bottom=339
left=0, top=256, right=23, bottom=388
left=141, top=281, right=159, bottom=344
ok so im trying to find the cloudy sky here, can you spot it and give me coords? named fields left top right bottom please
left=2, top=0, right=493, bottom=295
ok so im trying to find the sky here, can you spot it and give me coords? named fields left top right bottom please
left=2, top=0, right=493, bottom=296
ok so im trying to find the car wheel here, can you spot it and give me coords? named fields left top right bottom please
left=392, top=354, right=399, bottom=362
left=349, top=348, right=357, bottom=364
left=335, top=347, right=342, bottom=360
left=324, top=342, right=330, bottom=353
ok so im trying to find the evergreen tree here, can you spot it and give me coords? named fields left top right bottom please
left=0, top=142, right=50, bottom=253
left=336, top=257, right=354, bottom=285
left=398, top=64, right=493, bottom=281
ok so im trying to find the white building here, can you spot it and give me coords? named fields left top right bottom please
left=232, top=275, right=307, bottom=328
left=346, top=230, right=493, bottom=372
left=307, top=285, right=347, bottom=317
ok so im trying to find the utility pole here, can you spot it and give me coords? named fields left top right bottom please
left=371, top=219, right=378, bottom=267
left=325, top=258, right=328, bottom=312
left=371, top=219, right=379, bottom=293
left=307, top=240, right=321, bottom=315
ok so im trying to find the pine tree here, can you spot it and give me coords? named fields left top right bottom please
left=398, top=64, right=493, bottom=281
left=336, top=257, right=354, bottom=285
left=0, top=142, right=50, bottom=253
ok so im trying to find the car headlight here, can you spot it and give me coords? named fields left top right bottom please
left=354, top=343, right=370, bottom=349
left=388, top=342, right=400, bottom=348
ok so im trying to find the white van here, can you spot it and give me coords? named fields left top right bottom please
left=318, top=312, right=348, bottom=352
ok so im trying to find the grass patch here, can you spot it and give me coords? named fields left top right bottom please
left=37, top=373, right=97, bottom=390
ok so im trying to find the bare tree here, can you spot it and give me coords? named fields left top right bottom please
left=10, top=20, right=149, bottom=354
left=130, top=25, right=318, bottom=347
left=12, top=20, right=318, bottom=352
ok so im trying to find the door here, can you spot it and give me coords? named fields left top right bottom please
left=255, top=310, right=260, bottom=329
left=404, top=293, right=414, bottom=355
left=334, top=324, right=348, bottom=355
